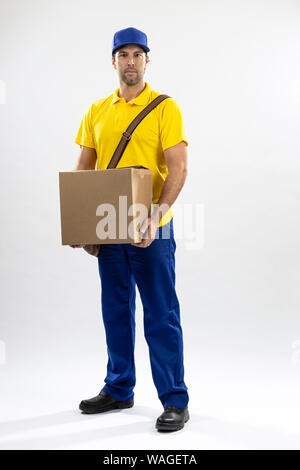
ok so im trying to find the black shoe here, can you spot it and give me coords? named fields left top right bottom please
left=79, top=390, right=134, bottom=414
left=155, top=406, right=190, bottom=431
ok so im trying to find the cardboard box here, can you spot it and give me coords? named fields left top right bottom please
left=59, top=166, right=153, bottom=245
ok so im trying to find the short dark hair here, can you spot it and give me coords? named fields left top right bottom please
left=112, top=47, right=148, bottom=60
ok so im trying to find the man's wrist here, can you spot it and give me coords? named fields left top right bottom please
left=151, top=202, right=171, bottom=226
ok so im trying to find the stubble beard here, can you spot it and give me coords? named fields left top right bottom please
left=121, top=69, right=144, bottom=86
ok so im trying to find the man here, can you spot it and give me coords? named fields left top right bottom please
left=72, top=27, right=190, bottom=432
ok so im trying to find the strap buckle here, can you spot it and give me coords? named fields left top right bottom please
left=122, top=131, right=131, bottom=141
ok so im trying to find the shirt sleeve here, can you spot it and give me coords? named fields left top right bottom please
left=74, top=103, right=96, bottom=148
left=159, top=98, right=188, bottom=152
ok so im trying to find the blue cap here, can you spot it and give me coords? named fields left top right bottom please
left=112, top=27, right=150, bottom=55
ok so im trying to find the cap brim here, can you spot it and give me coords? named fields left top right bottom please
left=112, top=43, right=150, bottom=54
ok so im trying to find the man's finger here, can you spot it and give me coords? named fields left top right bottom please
left=131, top=241, right=146, bottom=248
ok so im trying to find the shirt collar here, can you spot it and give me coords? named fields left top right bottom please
left=112, top=81, right=151, bottom=105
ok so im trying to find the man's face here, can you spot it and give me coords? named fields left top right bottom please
left=112, top=44, right=150, bottom=86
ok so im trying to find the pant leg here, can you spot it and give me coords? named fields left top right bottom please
left=97, top=243, right=136, bottom=402
left=125, top=218, right=189, bottom=409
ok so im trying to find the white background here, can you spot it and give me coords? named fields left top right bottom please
left=0, top=0, right=300, bottom=450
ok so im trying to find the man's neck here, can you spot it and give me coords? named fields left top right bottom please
left=118, top=81, right=146, bottom=103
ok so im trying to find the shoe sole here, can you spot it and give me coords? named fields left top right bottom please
left=79, top=400, right=134, bottom=414
left=155, top=413, right=190, bottom=432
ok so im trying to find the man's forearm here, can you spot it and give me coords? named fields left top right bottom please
left=74, top=146, right=97, bottom=170
left=152, top=168, right=187, bottom=224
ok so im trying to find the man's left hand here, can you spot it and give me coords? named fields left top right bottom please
left=131, top=217, right=159, bottom=248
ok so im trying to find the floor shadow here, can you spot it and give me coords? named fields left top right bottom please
left=0, top=407, right=299, bottom=449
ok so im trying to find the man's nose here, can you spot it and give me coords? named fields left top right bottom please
left=128, top=57, right=135, bottom=65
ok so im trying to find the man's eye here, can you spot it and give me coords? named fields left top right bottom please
left=120, top=53, right=141, bottom=56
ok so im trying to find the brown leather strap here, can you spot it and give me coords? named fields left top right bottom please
left=106, top=94, right=170, bottom=169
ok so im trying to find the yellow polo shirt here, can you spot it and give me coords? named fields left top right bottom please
left=74, top=81, right=188, bottom=227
